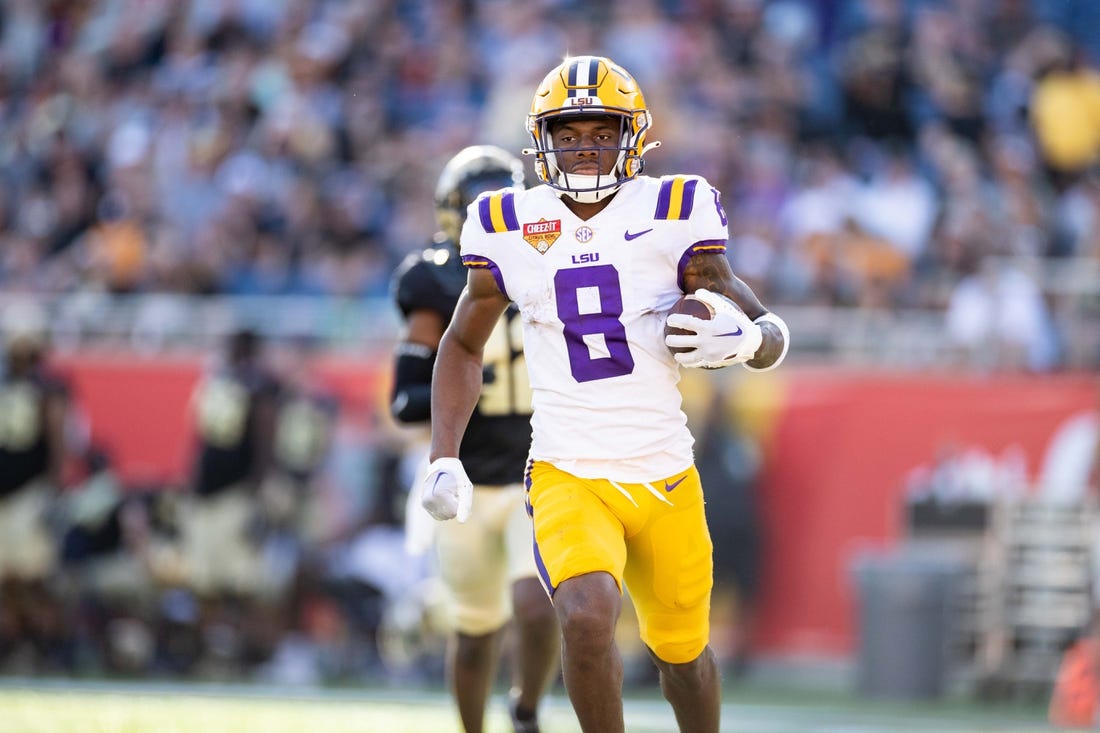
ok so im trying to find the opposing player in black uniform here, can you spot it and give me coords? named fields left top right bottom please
left=0, top=304, right=70, bottom=670
left=184, top=328, right=281, bottom=672
left=391, top=146, right=559, bottom=733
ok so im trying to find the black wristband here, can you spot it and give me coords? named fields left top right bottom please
left=391, top=346, right=436, bottom=422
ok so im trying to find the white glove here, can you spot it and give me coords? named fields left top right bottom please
left=404, top=457, right=437, bottom=556
left=420, top=457, right=473, bottom=523
left=664, top=289, right=763, bottom=369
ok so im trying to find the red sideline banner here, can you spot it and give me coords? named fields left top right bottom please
left=52, top=354, right=1097, bottom=657
left=749, top=369, right=1097, bottom=658
left=53, top=351, right=389, bottom=487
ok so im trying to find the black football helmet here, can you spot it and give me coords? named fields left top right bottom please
left=434, top=145, right=525, bottom=244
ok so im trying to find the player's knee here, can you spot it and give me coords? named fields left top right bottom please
left=554, top=575, right=620, bottom=649
left=651, top=644, right=717, bottom=687
left=558, top=604, right=616, bottom=652
left=455, top=630, right=499, bottom=668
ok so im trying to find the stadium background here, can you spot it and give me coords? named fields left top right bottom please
left=0, top=0, right=1099, bottom=728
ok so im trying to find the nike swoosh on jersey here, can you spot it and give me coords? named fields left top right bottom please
left=624, top=228, right=653, bottom=241
left=663, top=476, right=686, bottom=492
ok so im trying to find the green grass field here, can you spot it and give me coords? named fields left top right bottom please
left=0, top=679, right=1056, bottom=733
left=0, top=673, right=1056, bottom=730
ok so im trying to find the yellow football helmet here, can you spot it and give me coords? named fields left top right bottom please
left=525, top=56, right=658, bottom=203
left=435, top=145, right=525, bottom=244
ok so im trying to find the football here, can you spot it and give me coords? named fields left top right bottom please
left=664, top=294, right=713, bottom=354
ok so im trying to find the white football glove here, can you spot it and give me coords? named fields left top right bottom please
left=665, top=289, right=763, bottom=369
left=420, top=457, right=473, bottom=523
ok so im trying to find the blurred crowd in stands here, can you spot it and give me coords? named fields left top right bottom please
left=0, top=0, right=1097, bottom=367
left=1, top=0, right=1100, bottom=684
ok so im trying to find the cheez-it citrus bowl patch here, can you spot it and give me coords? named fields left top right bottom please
left=522, top=218, right=562, bottom=254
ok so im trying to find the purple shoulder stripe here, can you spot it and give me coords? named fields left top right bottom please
left=501, top=191, right=519, bottom=231
left=655, top=178, right=674, bottom=219
left=680, top=179, right=698, bottom=219
left=477, top=196, right=494, bottom=233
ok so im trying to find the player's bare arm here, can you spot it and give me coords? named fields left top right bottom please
left=682, top=251, right=786, bottom=370
left=428, top=267, right=510, bottom=460
left=405, top=309, right=446, bottom=350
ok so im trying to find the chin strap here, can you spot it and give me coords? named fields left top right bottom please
left=557, top=175, right=620, bottom=203
left=522, top=139, right=663, bottom=203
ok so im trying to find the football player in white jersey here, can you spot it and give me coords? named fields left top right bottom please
left=420, top=56, right=789, bottom=733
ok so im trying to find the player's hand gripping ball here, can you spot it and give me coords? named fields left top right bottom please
left=664, top=289, right=762, bottom=369
left=664, top=294, right=713, bottom=355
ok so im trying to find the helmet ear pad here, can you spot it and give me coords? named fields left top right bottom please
left=621, top=109, right=651, bottom=179
left=622, top=154, right=644, bottom=179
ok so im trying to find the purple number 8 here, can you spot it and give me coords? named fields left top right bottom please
left=553, top=265, right=635, bottom=383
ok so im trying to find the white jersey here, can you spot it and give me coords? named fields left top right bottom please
left=459, top=174, right=729, bottom=483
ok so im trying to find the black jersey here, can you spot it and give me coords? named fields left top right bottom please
left=191, top=364, right=281, bottom=496
left=393, top=245, right=468, bottom=325
left=0, top=370, right=68, bottom=497
left=273, top=387, right=338, bottom=485
left=392, top=244, right=532, bottom=486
